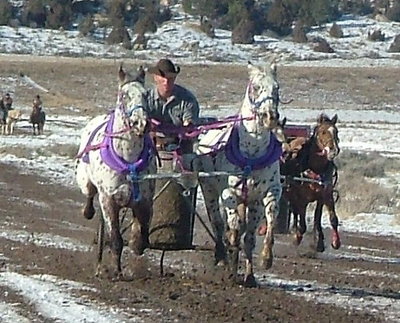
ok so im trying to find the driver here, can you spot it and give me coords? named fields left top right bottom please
left=146, top=58, right=199, bottom=153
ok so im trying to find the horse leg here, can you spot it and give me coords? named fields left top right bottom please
left=99, top=193, right=123, bottom=278
left=221, top=188, right=241, bottom=280
left=201, top=180, right=226, bottom=265
left=313, top=201, right=325, bottom=252
left=129, top=200, right=152, bottom=255
left=75, top=160, right=97, bottom=219
left=292, top=203, right=307, bottom=245
left=260, top=190, right=280, bottom=270
left=83, top=182, right=97, bottom=219
left=326, top=194, right=341, bottom=249
left=242, top=204, right=262, bottom=288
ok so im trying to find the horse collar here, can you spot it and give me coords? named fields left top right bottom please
left=100, top=111, right=154, bottom=173
left=100, top=111, right=155, bottom=201
left=224, top=125, right=282, bottom=172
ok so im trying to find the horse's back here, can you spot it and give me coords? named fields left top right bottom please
left=30, top=109, right=46, bottom=124
left=196, top=126, right=233, bottom=155
left=8, top=109, right=22, bottom=120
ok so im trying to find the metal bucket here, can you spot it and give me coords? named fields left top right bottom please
left=149, top=150, right=196, bottom=250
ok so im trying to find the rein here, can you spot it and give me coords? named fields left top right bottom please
left=151, top=113, right=255, bottom=139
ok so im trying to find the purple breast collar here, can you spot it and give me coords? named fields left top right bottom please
left=225, top=125, right=282, bottom=172
left=100, top=112, right=154, bottom=175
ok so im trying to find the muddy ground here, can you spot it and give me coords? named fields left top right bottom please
left=0, top=55, right=400, bottom=322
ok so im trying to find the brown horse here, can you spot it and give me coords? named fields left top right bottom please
left=282, top=113, right=341, bottom=252
left=30, top=105, right=46, bottom=135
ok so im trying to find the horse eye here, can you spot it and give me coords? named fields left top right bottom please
left=253, top=85, right=260, bottom=92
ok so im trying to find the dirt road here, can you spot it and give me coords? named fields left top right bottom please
left=0, top=55, right=399, bottom=322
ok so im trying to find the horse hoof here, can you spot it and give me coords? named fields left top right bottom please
left=331, top=240, right=341, bottom=250
left=294, top=232, right=303, bottom=246
left=243, top=274, right=258, bottom=288
left=83, top=205, right=95, bottom=220
left=257, top=224, right=267, bottom=236
left=260, top=256, right=273, bottom=270
left=316, top=243, right=325, bottom=253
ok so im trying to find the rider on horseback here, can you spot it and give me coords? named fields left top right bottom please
left=1, top=93, right=13, bottom=124
left=3, top=93, right=13, bottom=110
left=33, top=94, right=43, bottom=110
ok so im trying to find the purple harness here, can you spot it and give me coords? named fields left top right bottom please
left=224, top=125, right=282, bottom=202
left=225, top=126, right=282, bottom=171
left=78, top=111, right=155, bottom=201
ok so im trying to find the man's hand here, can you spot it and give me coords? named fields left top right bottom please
left=183, top=119, right=192, bottom=127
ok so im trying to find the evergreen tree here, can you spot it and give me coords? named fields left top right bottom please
left=46, top=0, right=73, bottom=29
left=0, top=0, right=13, bottom=26
left=22, top=0, right=47, bottom=28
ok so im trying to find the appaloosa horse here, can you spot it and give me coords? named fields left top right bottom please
left=196, top=61, right=282, bottom=287
left=283, top=113, right=341, bottom=252
left=75, top=65, right=156, bottom=278
left=30, top=105, right=46, bottom=135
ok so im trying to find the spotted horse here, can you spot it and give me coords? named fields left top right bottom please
left=75, top=65, right=156, bottom=278
left=196, top=61, right=282, bottom=287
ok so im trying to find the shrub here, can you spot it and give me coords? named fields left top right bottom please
left=231, top=18, right=254, bottom=44
left=133, top=32, right=148, bottom=50
left=200, top=16, right=215, bottom=38
left=157, top=6, right=172, bottom=24
left=0, top=0, right=13, bottom=26
left=313, top=37, right=334, bottom=53
left=21, top=0, right=47, bottom=28
left=266, top=0, right=293, bottom=36
left=134, top=15, right=157, bottom=34
left=386, top=2, right=400, bottom=22
left=335, top=151, right=395, bottom=217
left=329, top=22, right=343, bottom=38
left=388, top=34, right=400, bottom=53
left=107, top=22, right=131, bottom=45
left=78, top=15, right=95, bottom=37
left=292, top=23, right=308, bottom=43
left=368, top=29, right=385, bottom=41
left=46, top=0, right=73, bottom=30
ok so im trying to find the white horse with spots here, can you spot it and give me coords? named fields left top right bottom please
left=75, top=66, right=156, bottom=278
left=196, top=62, right=282, bottom=287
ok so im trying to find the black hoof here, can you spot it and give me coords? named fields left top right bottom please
left=243, top=274, right=258, bottom=288
left=83, top=204, right=95, bottom=220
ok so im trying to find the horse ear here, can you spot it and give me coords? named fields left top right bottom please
left=118, top=64, right=126, bottom=83
left=317, top=113, right=325, bottom=124
left=332, top=114, right=338, bottom=124
left=136, top=65, right=146, bottom=85
left=248, top=61, right=260, bottom=78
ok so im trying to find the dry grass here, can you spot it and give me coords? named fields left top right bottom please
left=336, top=151, right=400, bottom=217
left=1, top=55, right=399, bottom=117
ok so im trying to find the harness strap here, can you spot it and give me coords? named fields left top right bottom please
left=75, top=120, right=108, bottom=161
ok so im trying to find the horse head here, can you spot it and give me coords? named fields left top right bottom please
left=273, top=117, right=290, bottom=153
left=117, top=65, right=149, bottom=137
left=243, top=61, right=280, bottom=131
left=313, top=113, right=340, bottom=160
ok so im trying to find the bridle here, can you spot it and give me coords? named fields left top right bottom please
left=246, top=81, right=280, bottom=121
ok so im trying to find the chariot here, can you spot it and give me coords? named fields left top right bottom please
left=77, top=63, right=341, bottom=286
